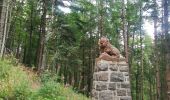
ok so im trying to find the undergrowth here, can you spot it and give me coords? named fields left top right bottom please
left=0, top=58, right=90, bottom=100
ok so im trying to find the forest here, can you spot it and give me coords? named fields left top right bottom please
left=0, top=0, right=169, bottom=100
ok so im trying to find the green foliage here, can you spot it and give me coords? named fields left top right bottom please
left=0, top=59, right=89, bottom=100
left=29, top=81, right=65, bottom=100
left=29, top=81, right=89, bottom=100
left=0, top=59, right=31, bottom=99
left=5, top=0, right=163, bottom=99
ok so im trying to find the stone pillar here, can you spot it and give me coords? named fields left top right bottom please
left=92, top=57, right=132, bottom=100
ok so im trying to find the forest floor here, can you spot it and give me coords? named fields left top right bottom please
left=20, top=66, right=41, bottom=90
left=0, top=59, right=90, bottom=100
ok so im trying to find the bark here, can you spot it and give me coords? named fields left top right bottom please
left=153, top=0, right=161, bottom=99
left=0, top=0, right=9, bottom=58
left=36, top=0, right=47, bottom=71
left=27, top=4, right=33, bottom=65
left=163, top=0, right=170, bottom=99
left=0, top=0, right=6, bottom=51
left=149, top=75, right=153, bottom=100
left=122, top=0, right=128, bottom=63
left=97, top=0, right=104, bottom=36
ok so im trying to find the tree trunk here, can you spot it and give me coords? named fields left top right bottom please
left=0, top=0, right=9, bottom=58
left=153, top=0, right=161, bottom=99
left=139, top=2, right=144, bottom=100
left=0, top=0, right=5, bottom=52
left=122, top=0, right=128, bottom=63
left=27, top=4, right=33, bottom=66
left=97, top=0, right=104, bottom=36
left=163, top=0, right=170, bottom=99
left=36, top=0, right=47, bottom=71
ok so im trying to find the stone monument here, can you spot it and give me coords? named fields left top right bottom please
left=92, top=57, right=132, bottom=100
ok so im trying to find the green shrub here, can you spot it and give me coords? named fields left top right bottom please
left=0, top=59, right=31, bottom=99
left=29, top=80, right=90, bottom=100
left=0, top=59, right=90, bottom=100
left=29, top=81, right=66, bottom=100
left=0, top=60, right=10, bottom=79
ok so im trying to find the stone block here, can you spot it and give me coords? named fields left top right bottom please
left=127, top=89, right=131, bottom=96
left=94, top=66, right=98, bottom=72
left=123, top=72, right=129, bottom=76
left=113, top=91, right=117, bottom=96
left=96, top=82, right=108, bottom=91
left=97, top=62, right=109, bottom=71
left=120, top=97, right=132, bottom=100
left=99, top=90, right=113, bottom=100
left=92, top=82, right=96, bottom=89
left=117, top=83, right=121, bottom=88
left=118, top=61, right=128, bottom=66
left=108, top=83, right=116, bottom=90
left=112, top=97, right=119, bottom=100
left=121, top=83, right=130, bottom=88
left=110, top=72, right=124, bottom=82
left=117, top=89, right=126, bottom=96
left=119, top=66, right=129, bottom=72
left=126, top=77, right=129, bottom=82
left=93, top=73, right=97, bottom=80
left=96, top=72, right=109, bottom=81
left=110, top=64, right=118, bottom=71
left=92, top=90, right=99, bottom=99
left=119, top=56, right=126, bottom=61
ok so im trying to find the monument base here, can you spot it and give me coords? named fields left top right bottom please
left=92, top=57, right=131, bottom=100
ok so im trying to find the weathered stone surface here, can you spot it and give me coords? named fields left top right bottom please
left=93, top=73, right=97, bottom=80
left=93, top=82, right=96, bottom=89
left=118, top=61, right=128, bottom=66
left=92, top=59, right=132, bottom=100
left=112, top=97, right=119, bottom=100
left=108, top=83, right=116, bottom=90
left=97, top=62, right=109, bottom=71
left=119, top=66, right=129, bottom=72
left=113, top=91, right=117, bottom=96
left=124, top=72, right=129, bottom=76
left=117, top=83, right=121, bottom=88
left=96, top=82, right=107, bottom=91
left=126, top=77, right=129, bottom=82
left=117, top=89, right=126, bottom=96
left=110, top=64, right=118, bottom=71
left=127, top=89, right=131, bottom=96
left=121, top=83, right=130, bottom=88
left=99, top=91, right=113, bottom=100
left=119, top=56, right=126, bottom=61
left=94, top=66, right=98, bottom=72
left=120, top=97, right=132, bottom=100
left=96, top=72, right=108, bottom=81
left=110, top=72, right=124, bottom=82
left=92, top=90, right=99, bottom=99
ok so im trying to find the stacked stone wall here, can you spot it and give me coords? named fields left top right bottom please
left=92, top=57, right=131, bottom=100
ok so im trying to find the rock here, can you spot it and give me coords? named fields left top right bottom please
left=97, top=62, right=109, bottom=71
left=110, top=72, right=124, bottom=82
left=92, top=90, right=99, bottom=99
left=120, top=97, right=132, bottom=100
left=96, top=72, right=109, bottom=81
left=109, top=64, right=118, bottom=71
left=96, top=82, right=108, bottom=91
left=117, top=89, right=127, bottom=96
left=99, top=91, right=113, bottom=100
left=119, top=66, right=129, bottom=72
left=108, top=83, right=116, bottom=90
left=121, top=83, right=130, bottom=88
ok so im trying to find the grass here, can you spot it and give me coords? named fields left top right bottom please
left=0, top=58, right=90, bottom=100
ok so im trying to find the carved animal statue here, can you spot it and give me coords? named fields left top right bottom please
left=98, top=37, right=120, bottom=61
